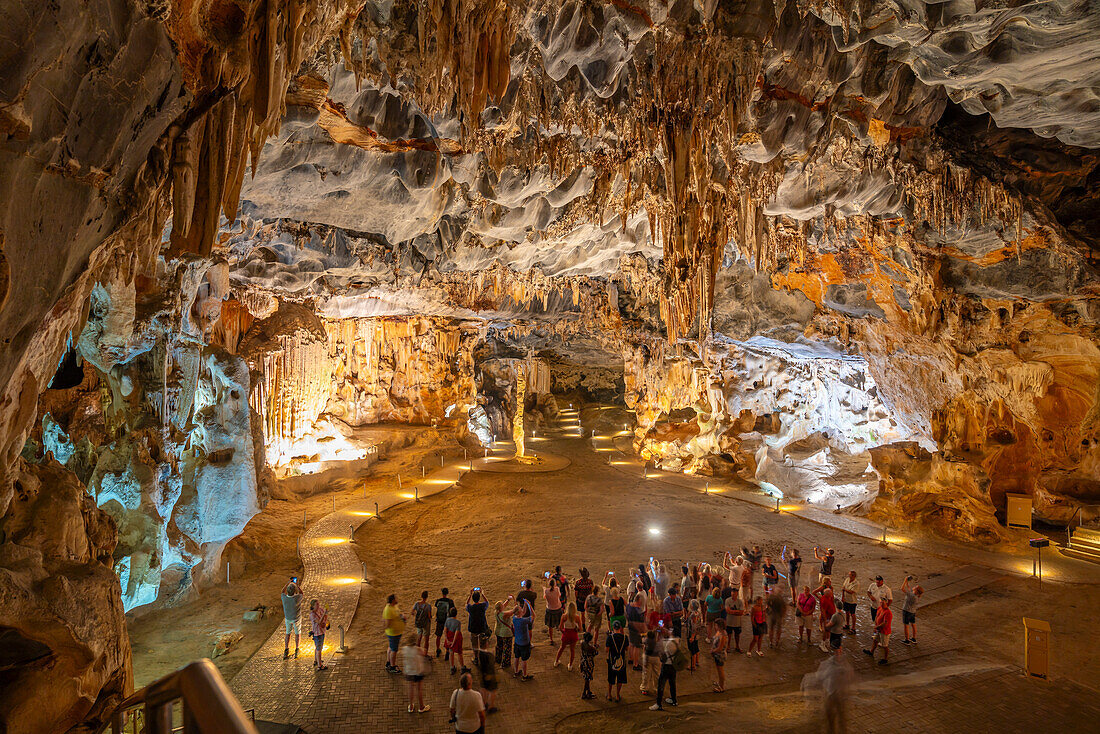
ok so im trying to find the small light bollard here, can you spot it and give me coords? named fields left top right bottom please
left=349, top=524, right=354, bottom=543
left=879, top=525, right=889, bottom=547
left=303, top=510, right=307, bottom=530
left=422, top=465, right=425, bottom=478
left=332, top=493, right=336, bottom=513
left=374, top=501, right=380, bottom=518
left=398, top=475, right=402, bottom=491
left=774, top=496, right=781, bottom=513
left=705, top=481, right=709, bottom=495
left=362, top=562, right=368, bottom=582
left=226, top=562, right=230, bottom=585
left=414, top=484, right=419, bottom=502
left=337, top=624, right=348, bottom=653
left=440, top=453, right=444, bottom=468
left=642, top=462, right=647, bottom=479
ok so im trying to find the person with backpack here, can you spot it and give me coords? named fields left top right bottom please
left=606, top=620, right=628, bottom=701
left=412, top=590, right=433, bottom=653
left=434, top=588, right=457, bottom=658
left=650, top=625, right=682, bottom=710
left=711, top=624, right=728, bottom=692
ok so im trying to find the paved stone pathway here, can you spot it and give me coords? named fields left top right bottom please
left=229, top=444, right=508, bottom=722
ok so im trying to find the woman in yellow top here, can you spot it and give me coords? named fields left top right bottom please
left=383, top=593, right=407, bottom=674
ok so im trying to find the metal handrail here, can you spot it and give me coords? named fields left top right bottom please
left=99, top=659, right=259, bottom=734
left=1068, top=506, right=1081, bottom=547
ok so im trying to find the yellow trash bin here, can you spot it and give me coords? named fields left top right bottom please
left=1023, top=617, right=1050, bottom=679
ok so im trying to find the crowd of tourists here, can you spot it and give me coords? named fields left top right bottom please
left=284, top=546, right=923, bottom=732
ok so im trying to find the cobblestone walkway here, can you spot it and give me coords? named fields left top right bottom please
left=229, top=445, right=505, bottom=722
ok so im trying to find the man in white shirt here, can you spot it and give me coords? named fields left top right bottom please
left=449, top=673, right=485, bottom=733
left=866, top=575, right=892, bottom=620
left=840, top=571, right=859, bottom=633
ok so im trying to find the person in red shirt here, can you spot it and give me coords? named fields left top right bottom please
left=863, top=599, right=892, bottom=665
left=814, top=583, right=837, bottom=653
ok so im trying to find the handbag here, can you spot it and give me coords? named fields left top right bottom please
left=610, top=635, right=626, bottom=671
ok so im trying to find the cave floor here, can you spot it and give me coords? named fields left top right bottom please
left=232, top=419, right=1100, bottom=733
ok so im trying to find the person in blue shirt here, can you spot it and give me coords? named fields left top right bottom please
left=511, top=599, right=535, bottom=680
left=663, top=586, right=685, bottom=637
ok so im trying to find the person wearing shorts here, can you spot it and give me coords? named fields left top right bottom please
left=704, top=589, right=723, bottom=637
left=511, top=599, right=534, bottom=680
left=401, top=632, right=430, bottom=713
left=309, top=599, right=329, bottom=670
left=827, top=608, right=845, bottom=652
left=840, top=571, right=859, bottom=633
left=786, top=549, right=802, bottom=603
left=747, top=597, right=767, bottom=656
left=412, top=590, right=432, bottom=653
left=864, top=600, right=892, bottom=665
left=434, top=589, right=456, bottom=658
left=901, top=576, right=923, bottom=644
left=281, top=579, right=303, bottom=659
left=585, top=588, right=604, bottom=638
left=544, top=575, right=563, bottom=645
left=814, top=547, right=835, bottom=586
left=383, top=594, right=406, bottom=674
left=724, top=592, right=744, bottom=653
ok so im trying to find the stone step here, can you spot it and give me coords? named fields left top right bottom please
left=1060, top=546, right=1100, bottom=565
left=1072, top=526, right=1100, bottom=543
left=1068, top=536, right=1100, bottom=553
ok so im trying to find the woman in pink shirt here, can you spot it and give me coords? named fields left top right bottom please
left=544, top=575, right=563, bottom=645
left=796, top=586, right=817, bottom=644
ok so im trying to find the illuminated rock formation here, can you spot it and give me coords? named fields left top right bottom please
left=1, top=0, right=1100, bottom=728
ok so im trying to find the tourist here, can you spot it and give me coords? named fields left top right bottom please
left=476, top=645, right=498, bottom=714
left=704, top=583, right=723, bottom=638
left=900, top=576, right=923, bottom=644
left=401, top=631, right=431, bottom=713
left=711, top=624, right=727, bottom=692
left=626, top=569, right=640, bottom=602
left=866, top=575, right=892, bottom=625
left=813, top=547, right=835, bottom=585
left=449, top=672, right=485, bottom=734
left=605, top=586, right=627, bottom=631
left=741, top=544, right=763, bottom=574
left=637, top=562, right=653, bottom=593
left=679, top=564, right=692, bottom=599
left=663, top=585, right=684, bottom=638
left=543, top=574, right=563, bottom=645
left=511, top=598, right=534, bottom=680
left=864, top=599, right=892, bottom=665
left=625, top=592, right=646, bottom=670
left=553, top=565, right=569, bottom=602
left=466, top=588, right=491, bottom=652
left=281, top=578, right=302, bottom=659
left=517, top=579, right=537, bottom=642
left=827, top=603, right=846, bottom=653
left=640, top=627, right=660, bottom=695
left=840, top=571, right=859, bottom=633
left=580, top=632, right=598, bottom=699
left=556, top=601, right=581, bottom=669
left=650, top=627, right=680, bottom=710
left=739, top=556, right=754, bottom=606
left=815, top=582, right=837, bottom=653
left=574, top=568, right=594, bottom=628
left=606, top=620, right=628, bottom=701
left=412, top=590, right=433, bottom=653
left=762, top=556, right=779, bottom=594
left=651, top=558, right=669, bottom=598
left=802, top=651, right=854, bottom=734
left=765, top=589, right=787, bottom=649
left=722, top=552, right=741, bottom=587
left=444, top=607, right=467, bottom=674
left=690, top=564, right=701, bottom=598
left=309, top=599, right=329, bottom=670
left=796, top=585, right=817, bottom=644
left=724, top=589, right=744, bottom=653
left=747, top=596, right=766, bottom=656
left=685, top=599, right=702, bottom=670
left=493, top=599, right=513, bottom=669
left=434, top=588, right=457, bottom=658
left=383, top=594, right=406, bottom=674
left=585, top=586, right=605, bottom=639
left=785, top=549, right=802, bottom=602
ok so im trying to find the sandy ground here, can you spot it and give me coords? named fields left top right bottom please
left=127, top=426, right=455, bottom=688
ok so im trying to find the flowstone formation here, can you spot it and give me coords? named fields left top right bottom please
left=2, top=0, right=1100, bottom=730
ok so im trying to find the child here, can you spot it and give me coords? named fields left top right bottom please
left=711, top=626, right=727, bottom=692
left=748, top=597, right=766, bottom=657
left=579, top=632, right=597, bottom=699
left=443, top=606, right=466, bottom=674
